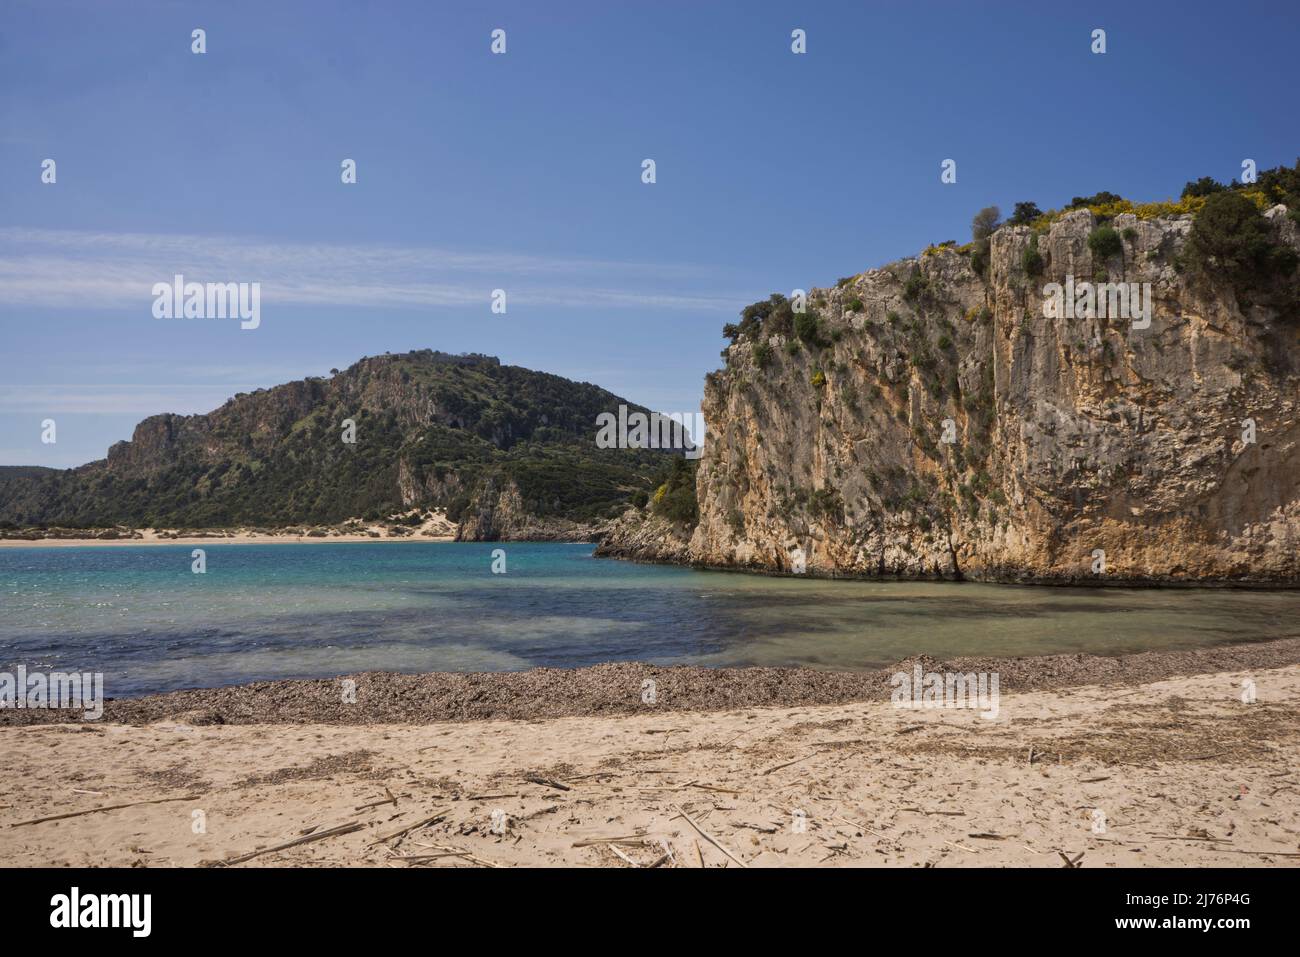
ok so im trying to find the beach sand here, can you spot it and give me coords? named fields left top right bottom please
left=0, top=516, right=458, bottom=548
left=2, top=654, right=1297, bottom=868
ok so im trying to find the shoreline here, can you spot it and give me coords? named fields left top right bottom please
left=5, top=635, right=1298, bottom=727
left=6, top=532, right=1298, bottom=590
left=595, top=548, right=1300, bottom=590
left=0, top=532, right=457, bottom=548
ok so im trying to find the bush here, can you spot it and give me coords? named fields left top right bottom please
left=810, top=368, right=826, bottom=388
left=903, top=267, right=928, bottom=301
left=1181, top=176, right=1226, bottom=199
left=753, top=341, right=773, bottom=370
left=794, top=310, right=826, bottom=347
left=971, top=206, right=1001, bottom=242
left=1021, top=234, right=1044, bottom=276
left=1087, top=226, right=1124, bottom=260
left=1186, top=190, right=1290, bottom=286
left=845, top=298, right=864, bottom=312
left=1008, top=201, right=1042, bottom=226
left=650, top=457, right=698, bottom=524
left=1069, top=191, right=1123, bottom=209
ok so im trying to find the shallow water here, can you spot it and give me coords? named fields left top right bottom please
left=1, top=541, right=1297, bottom=696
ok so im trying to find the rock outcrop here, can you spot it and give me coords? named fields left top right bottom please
left=599, top=206, right=1300, bottom=584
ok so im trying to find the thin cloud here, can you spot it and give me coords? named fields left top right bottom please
left=0, top=227, right=749, bottom=312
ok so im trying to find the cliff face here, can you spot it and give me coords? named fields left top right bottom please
left=599, top=206, right=1300, bottom=584
left=2, top=351, right=669, bottom=539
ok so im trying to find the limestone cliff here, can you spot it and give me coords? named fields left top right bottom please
left=599, top=203, right=1300, bottom=584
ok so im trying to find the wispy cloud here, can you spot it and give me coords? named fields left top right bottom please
left=0, top=227, right=749, bottom=312
left=0, top=383, right=269, bottom=415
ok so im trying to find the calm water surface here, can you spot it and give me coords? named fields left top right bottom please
left=1, top=542, right=1297, bottom=696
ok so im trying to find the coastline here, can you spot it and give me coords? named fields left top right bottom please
left=4, top=636, right=1298, bottom=727
left=2, top=660, right=1295, bottom=867
left=0, top=531, right=457, bottom=548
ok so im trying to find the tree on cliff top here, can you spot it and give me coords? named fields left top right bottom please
left=971, top=206, right=1002, bottom=242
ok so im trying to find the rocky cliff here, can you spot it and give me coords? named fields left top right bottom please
left=599, top=198, right=1300, bottom=584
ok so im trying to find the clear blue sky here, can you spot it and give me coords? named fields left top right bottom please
left=2, top=0, right=1297, bottom=466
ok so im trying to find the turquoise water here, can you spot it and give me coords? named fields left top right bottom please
left=1, top=542, right=1297, bottom=696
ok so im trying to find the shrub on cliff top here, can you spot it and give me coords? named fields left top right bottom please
left=1181, top=176, right=1227, bottom=199
left=1186, top=190, right=1296, bottom=287
left=1087, top=225, right=1124, bottom=260
left=1008, top=201, right=1043, bottom=226
left=795, top=309, right=827, bottom=347
left=971, top=206, right=1002, bottom=242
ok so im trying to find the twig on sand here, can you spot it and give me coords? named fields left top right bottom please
left=367, top=808, right=450, bottom=846
left=355, top=787, right=398, bottom=812
left=761, top=750, right=823, bottom=776
left=1147, top=834, right=1232, bottom=844
left=394, top=847, right=501, bottom=867
left=9, top=793, right=202, bottom=828
left=641, top=780, right=741, bottom=796
left=671, top=804, right=747, bottom=868
left=693, top=839, right=705, bottom=868
left=571, top=834, right=650, bottom=847
left=208, top=821, right=364, bottom=866
left=608, top=844, right=640, bottom=867
left=834, top=814, right=884, bottom=839
left=1207, top=847, right=1300, bottom=858
left=523, top=774, right=571, bottom=792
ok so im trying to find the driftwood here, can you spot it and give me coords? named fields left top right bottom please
left=9, top=793, right=202, bottom=828
left=671, top=804, right=747, bottom=868
left=608, top=844, right=640, bottom=867
left=210, top=821, right=363, bottom=866
left=354, top=787, right=398, bottom=812
left=571, top=834, right=650, bottom=847
left=523, top=774, right=571, bottom=792
left=760, top=751, right=822, bottom=776
left=367, top=808, right=450, bottom=845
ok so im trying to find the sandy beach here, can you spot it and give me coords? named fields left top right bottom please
left=2, top=643, right=1297, bottom=868
left=0, top=516, right=458, bottom=548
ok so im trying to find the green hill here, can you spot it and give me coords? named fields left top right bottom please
left=0, top=351, right=680, bottom=538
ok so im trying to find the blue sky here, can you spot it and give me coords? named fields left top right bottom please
left=2, top=0, right=1297, bottom=467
